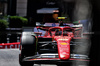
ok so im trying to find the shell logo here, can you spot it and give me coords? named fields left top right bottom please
left=60, top=43, right=68, bottom=45
left=64, top=55, right=66, bottom=58
left=33, top=59, right=37, bottom=60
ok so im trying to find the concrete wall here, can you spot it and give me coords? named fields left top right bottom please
left=16, top=0, right=27, bottom=16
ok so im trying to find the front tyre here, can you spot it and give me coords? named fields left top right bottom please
left=19, top=54, right=34, bottom=66
left=19, top=32, right=37, bottom=66
left=57, top=63, right=71, bottom=66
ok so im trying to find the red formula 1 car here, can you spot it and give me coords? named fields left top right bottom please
left=19, top=20, right=90, bottom=66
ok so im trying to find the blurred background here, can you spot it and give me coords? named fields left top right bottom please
left=0, top=0, right=100, bottom=66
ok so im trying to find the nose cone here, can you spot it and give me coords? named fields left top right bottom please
left=55, top=36, right=71, bottom=60
left=59, top=53, right=70, bottom=60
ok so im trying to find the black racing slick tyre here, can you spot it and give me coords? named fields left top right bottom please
left=20, top=32, right=37, bottom=56
left=20, top=63, right=33, bottom=66
left=19, top=54, right=34, bottom=66
left=19, top=32, right=37, bottom=66
left=57, top=63, right=71, bottom=66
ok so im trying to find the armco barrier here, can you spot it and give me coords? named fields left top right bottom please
left=0, top=42, right=20, bottom=49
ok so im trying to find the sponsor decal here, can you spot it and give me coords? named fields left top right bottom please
left=60, top=43, right=67, bottom=45
left=72, top=24, right=83, bottom=27
left=52, top=23, right=56, bottom=27
left=58, top=39, right=69, bottom=41
left=0, top=43, right=20, bottom=49
left=63, top=55, right=66, bottom=58
left=33, top=59, right=37, bottom=60
left=44, top=23, right=73, bottom=27
left=10, top=45, right=14, bottom=48
left=0, top=46, right=3, bottom=48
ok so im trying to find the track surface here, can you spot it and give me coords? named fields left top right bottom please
left=0, top=49, right=57, bottom=66
left=0, top=49, right=89, bottom=66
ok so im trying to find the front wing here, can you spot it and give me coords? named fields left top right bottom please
left=22, top=54, right=90, bottom=64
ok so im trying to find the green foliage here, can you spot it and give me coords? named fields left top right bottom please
left=9, top=16, right=28, bottom=23
left=0, top=19, right=8, bottom=43
left=0, top=19, right=8, bottom=30
left=9, top=16, right=19, bottom=19
left=9, top=16, right=28, bottom=28
left=20, top=17, right=28, bottom=25
left=3, top=15, right=8, bottom=19
left=73, top=21, right=79, bottom=23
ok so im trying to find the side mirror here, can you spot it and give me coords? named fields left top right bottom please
left=36, top=22, right=41, bottom=26
left=34, top=32, right=42, bottom=36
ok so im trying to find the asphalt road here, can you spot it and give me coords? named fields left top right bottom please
left=0, top=49, right=57, bottom=66
left=0, top=49, right=89, bottom=66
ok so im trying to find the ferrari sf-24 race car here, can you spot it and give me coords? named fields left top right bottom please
left=19, top=19, right=90, bottom=66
